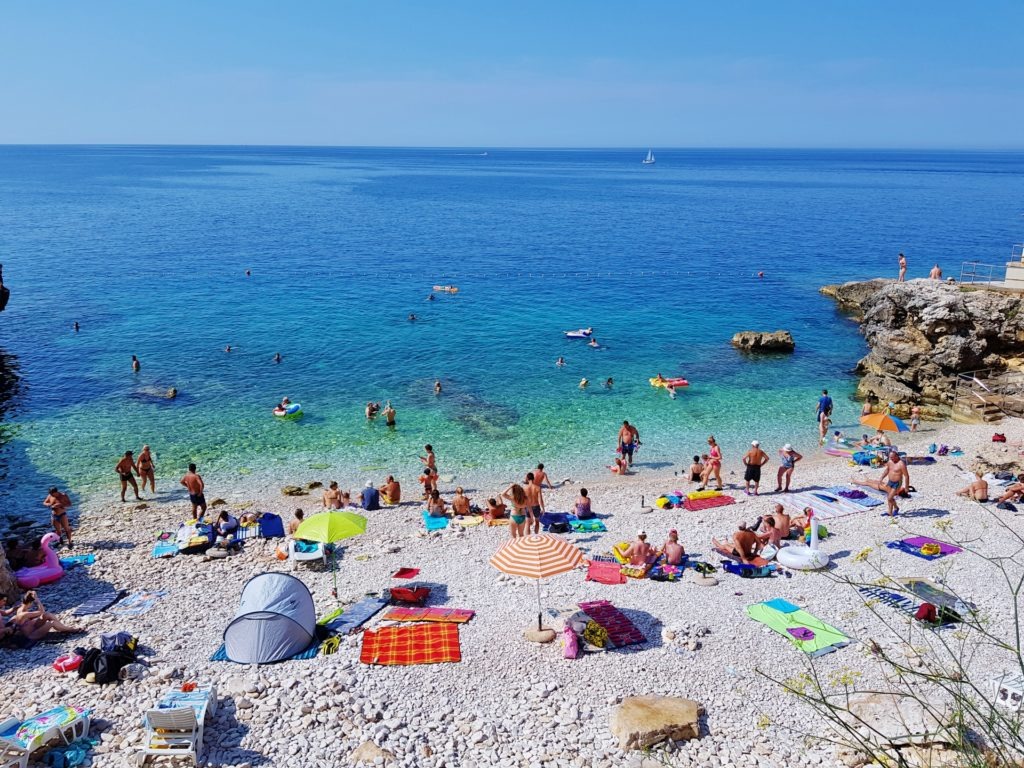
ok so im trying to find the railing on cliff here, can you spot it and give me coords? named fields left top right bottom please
left=959, top=262, right=1001, bottom=285
left=952, top=368, right=1024, bottom=421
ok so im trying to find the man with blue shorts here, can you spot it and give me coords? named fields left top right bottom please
left=617, top=420, right=640, bottom=467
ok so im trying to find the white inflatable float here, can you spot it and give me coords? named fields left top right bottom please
left=775, top=510, right=830, bottom=570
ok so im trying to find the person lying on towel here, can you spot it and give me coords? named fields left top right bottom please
left=712, top=522, right=762, bottom=565
left=623, top=531, right=658, bottom=566
left=996, top=482, right=1024, bottom=505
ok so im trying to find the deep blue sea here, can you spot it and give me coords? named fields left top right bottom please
left=0, top=146, right=1022, bottom=515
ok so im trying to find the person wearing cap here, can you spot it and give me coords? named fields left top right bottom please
left=775, top=444, right=803, bottom=493
left=741, top=440, right=770, bottom=496
left=661, top=530, right=685, bottom=566
left=359, top=481, right=381, bottom=511
left=623, top=531, right=657, bottom=567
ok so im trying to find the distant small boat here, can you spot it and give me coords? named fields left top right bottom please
left=433, top=285, right=459, bottom=294
left=642, top=150, right=655, bottom=165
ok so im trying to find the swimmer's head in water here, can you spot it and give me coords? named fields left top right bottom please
left=167, top=388, right=177, bottom=398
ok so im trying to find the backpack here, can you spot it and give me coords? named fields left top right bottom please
left=993, top=433, right=1007, bottom=443
left=258, top=512, right=285, bottom=539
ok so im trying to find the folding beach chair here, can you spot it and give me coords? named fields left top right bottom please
left=140, top=708, right=202, bottom=766
left=288, top=539, right=326, bottom=570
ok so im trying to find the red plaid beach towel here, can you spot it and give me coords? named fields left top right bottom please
left=382, top=606, right=475, bottom=623
left=683, top=495, right=735, bottom=512
left=578, top=599, right=646, bottom=647
left=360, top=623, right=462, bottom=666
left=586, top=560, right=627, bottom=585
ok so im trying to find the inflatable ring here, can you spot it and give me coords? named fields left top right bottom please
left=53, top=653, right=83, bottom=673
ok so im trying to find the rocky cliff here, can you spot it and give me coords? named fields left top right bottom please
left=820, top=278, right=1024, bottom=411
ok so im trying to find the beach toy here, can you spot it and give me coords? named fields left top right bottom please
left=564, top=329, right=592, bottom=339
left=611, top=542, right=630, bottom=564
left=52, top=654, right=83, bottom=673
left=687, top=489, right=721, bottom=501
left=776, top=511, right=830, bottom=571
left=273, top=403, right=303, bottom=419
left=648, top=377, right=689, bottom=389
left=803, top=524, right=828, bottom=543
left=15, top=533, right=65, bottom=589
left=655, top=497, right=671, bottom=509
left=920, top=543, right=941, bottom=557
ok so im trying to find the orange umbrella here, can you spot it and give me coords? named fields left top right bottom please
left=859, top=413, right=909, bottom=433
left=490, top=534, right=584, bottom=630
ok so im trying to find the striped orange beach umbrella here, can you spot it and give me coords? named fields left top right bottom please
left=490, top=534, right=584, bottom=630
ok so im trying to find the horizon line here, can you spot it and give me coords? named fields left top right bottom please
left=1, top=143, right=1023, bottom=153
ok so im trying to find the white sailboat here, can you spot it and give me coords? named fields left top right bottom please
left=642, top=149, right=655, bottom=165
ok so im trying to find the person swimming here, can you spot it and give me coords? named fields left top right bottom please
left=556, top=356, right=565, bottom=367
left=588, top=338, right=599, bottom=348
left=605, top=377, right=613, bottom=388
left=408, top=313, right=418, bottom=322
left=579, top=378, right=589, bottom=389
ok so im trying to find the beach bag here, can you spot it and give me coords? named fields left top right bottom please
left=549, top=522, right=570, bottom=534
left=100, top=632, right=137, bottom=655
left=390, top=586, right=430, bottom=605
left=993, top=433, right=1007, bottom=443
left=258, top=512, right=285, bottom=539
left=915, top=603, right=938, bottom=623
left=562, top=626, right=580, bottom=660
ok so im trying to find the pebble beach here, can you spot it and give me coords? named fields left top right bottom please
left=3, top=417, right=1023, bottom=768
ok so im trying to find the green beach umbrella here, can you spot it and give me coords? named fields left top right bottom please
left=293, top=511, right=367, bottom=598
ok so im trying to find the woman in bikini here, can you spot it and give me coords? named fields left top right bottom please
left=14, top=592, right=82, bottom=640
left=136, top=445, right=156, bottom=494
left=426, top=490, right=447, bottom=518
left=700, top=436, right=723, bottom=491
left=500, top=483, right=529, bottom=540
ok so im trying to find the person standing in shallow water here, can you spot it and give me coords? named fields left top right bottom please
left=131, top=355, right=140, bottom=372
left=898, top=252, right=907, bottom=282
left=137, top=444, right=156, bottom=494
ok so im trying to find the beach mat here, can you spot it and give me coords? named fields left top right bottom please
left=586, top=560, right=627, bottom=585
left=746, top=601, right=851, bottom=657
left=857, top=585, right=959, bottom=629
left=392, top=567, right=420, bottom=579
left=570, top=519, right=607, bottom=533
left=325, top=596, right=389, bottom=635
left=422, top=512, right=449, bottom=531
left=885, top=537, right=961, bottom=561
left=578, top=600, right=645, bottom=647
left=452, top=516, right=483, bottom=527
left=109, top=590, right=167, bottom=616
left=151, top=531, right=178, bottom=558
left=713, top=546, right=772, bottom=569
left=683, top=495, right=735, bottom=512
left=72, top=589, right=128, bottom=617
left=382, top=606, right=474, bottom=623
left=59, top=553, right=96, bottom=569
left=235, top=524, right=259, bottom=541
left=824, top=486, right=884, bottom=508
left=210, top=639, right=320, bottom=662
left=779, top=490, right=868, bottom=521
left=360, top=623, right=462, bottom=666
left=896, top=577, right=975, bottom=614
left=487, top=518, right=510, bottom=526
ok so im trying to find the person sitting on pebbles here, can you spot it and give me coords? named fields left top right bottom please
left=995, top=481, right=1024, bottom=505
left=451, top=487, right=472, bottom=516
left=660, top=530, right=686, bottom=566
left=426, top=489, right=447, bottom=518
left=955, top=471, right=989, bottom=502
left=380, top=475, right=401, bottom=505
left=484, top=497, right=507, bottom=521
left=623, top=530, right=658, bottom=567
left=713, top=522, right=762, bottom=565
left=213, top=510, right=239, bottom=547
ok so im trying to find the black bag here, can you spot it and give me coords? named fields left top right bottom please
left=100, top=632, right=137, bottom=654
left=548, top=522, right=570, bottom=534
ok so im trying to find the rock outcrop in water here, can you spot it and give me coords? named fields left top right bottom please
left=821, top=278, right=1024, bottom=410
left=730, top=330, right=795, bottom=353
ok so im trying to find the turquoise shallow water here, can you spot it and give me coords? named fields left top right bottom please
left=1, top=147, right=1022, bottom=515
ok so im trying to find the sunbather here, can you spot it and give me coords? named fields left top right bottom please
left=380, top=475, right=401, bottom=505
left=484, top=498, right=507, bottom=521
left=955, top=471, right=989, bottom=502
left=996, top=482, right=1024, bottom=505
left=451, top=487, right=472, bottom=515
left=623, top=531, right=658, bottom=566
left=426, top=490, right=447, bottom=518
left=14, top=591, right=82, bottom=639
left=661, top=530, right=685, bottom=565
left=500, top=484, right=529, bottom=539
left=713, top=522, right=761, bottom=565
left=575, top=488, right=593, bottom=519
left=213, top=511, right=239, bottom=546
left=287, top=508, right=304, bottom=536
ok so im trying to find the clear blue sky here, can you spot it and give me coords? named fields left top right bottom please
left=2, top=1, right=1022, bottom=147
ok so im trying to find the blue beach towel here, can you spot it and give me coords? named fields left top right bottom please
left=72, top=589, right=129, bottom=617
left=825, top=486, right=884, bottom=508
left=422, top=511, right=449, bottom=531
left=763, top=598, right=799, bottom=614
left=59, top=553, right=96, bottom=569
left=884, top=541, right=946, bottom=561
left=857, top=586, right=957, bottom=629
left=109, top=590, right=168, bottom=616
left=325, top=596, right=390, bottom=635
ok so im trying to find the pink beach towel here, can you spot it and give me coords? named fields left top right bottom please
left=586, top=560, right=627, bottom=585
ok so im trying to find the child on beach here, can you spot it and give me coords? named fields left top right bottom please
left=688, top=455, right=705, bottom=484
left=661, top=530, right=685, bottom=565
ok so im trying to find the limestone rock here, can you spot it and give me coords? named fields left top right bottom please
left=731, top=330, right=795, bottom=353
left=209, top=498, right=227, bottom=507
left=281, top=486, right=308, bottom=497
left=840, top=692, right=951, bottom=748
left=524, top=628, right=557, bottom=644
left=609, top=696, right=703, bottom=749
left=307, top=481, right=323, bottom=489
left=350, top=740, right=394, bottom=764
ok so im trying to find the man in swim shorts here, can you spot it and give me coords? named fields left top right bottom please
left=523, top=472, right=545, bottom=534
left=618, top=420, right=640, bottom=466
left=115, top=451, right=143, bottom=502
left=180, top=463, right=207, bottom=521
left=712, top=522, right=761, bottom=565
left=382, top=401, right=396, bottom=427
left=742, top=440, right=769, bottom=496
left=43, top=487, right=74, bottom=548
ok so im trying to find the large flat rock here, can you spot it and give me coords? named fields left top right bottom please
left=609, top=695, right=703, bottom=749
